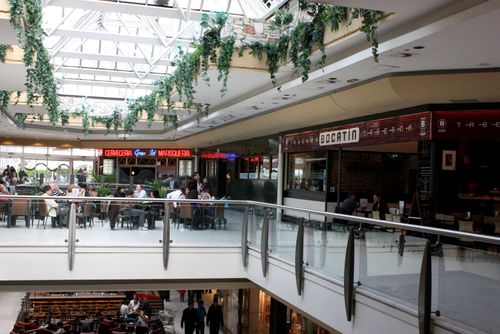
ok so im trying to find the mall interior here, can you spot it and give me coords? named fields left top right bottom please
left=0, top=0, right=499, bottom=333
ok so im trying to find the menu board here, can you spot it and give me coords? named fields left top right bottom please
left=416, top=141, right=433, bottom=225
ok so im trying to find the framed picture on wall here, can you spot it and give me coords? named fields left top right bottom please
left=442, top=150, right=456, bottom=170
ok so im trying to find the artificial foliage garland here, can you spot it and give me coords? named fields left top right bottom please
left=7, top=2, right=382, bottom=135
left=0, top=45, right=12, bottom=62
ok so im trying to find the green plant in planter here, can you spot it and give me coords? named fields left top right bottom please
left=199, top=12, right=229, bottom=81
left=351, top=8, right=383, bottom=62
left=14, top=113, right=27, bottom=127
left=147, top=179, right=169, bottom=198
left=72, top=98, right=92, bottom=135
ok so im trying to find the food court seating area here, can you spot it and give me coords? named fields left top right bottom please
left=10, top=292, right=166, bottom=334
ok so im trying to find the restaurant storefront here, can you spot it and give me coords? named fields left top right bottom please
left=97, top=148, right=193, bottom=184
left=282, top=106, right=500, bottom=227
left=200, top=136, right=279, bottom=201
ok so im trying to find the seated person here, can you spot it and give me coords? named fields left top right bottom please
left=128, top=296, right=141, bottom=315
left=42, top=185, right=69, bottom=227
left=372, top=192, right=389, bottom=220
left=121, top=191, right=146, bottom=230
left=25, top=322, right=65, bottom=334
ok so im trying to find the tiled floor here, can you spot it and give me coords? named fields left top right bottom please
left=0, top=292, right=24, bottom=331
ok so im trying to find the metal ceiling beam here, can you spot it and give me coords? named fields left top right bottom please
left=58, top=66, right=164, bottom=80
left=53, top=51, right=174, bottom=65
left=61, top=79, right=154, bottom=90
left=52, top=28, right=192, bottom=46
left=42, top=0, right=243, bottom=20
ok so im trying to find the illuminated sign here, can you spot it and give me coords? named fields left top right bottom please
left=157, top=149, right=192, bottom=158
left=133, top=148, right=158, bottom=158
left=101, top=148, right=191, bottom=158
left=102, top=149, right=133, bottom=157
left=200, top=152, right=237, bottom=160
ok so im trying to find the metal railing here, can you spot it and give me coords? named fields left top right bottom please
left=1, top=194, right=499, bottom=334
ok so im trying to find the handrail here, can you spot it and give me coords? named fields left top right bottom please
left=2, top=195, right=500, bottom=245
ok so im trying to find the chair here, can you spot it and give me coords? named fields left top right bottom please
left=458, top=220, right=475, bottom=244
left=372, top=211, right=380, bottom=220
left=159, top=310, right=175, bottom=334
left=10, top=198, right=31, bottom=227
left=213, top=204, right=227, bottom=230
left=37, top=201, right=55, bottom=229
left=178, top=203, right=192, bottom=230
left=76, top=202, right=94, bottom=228
left=442, top=214, right=455, bottom=227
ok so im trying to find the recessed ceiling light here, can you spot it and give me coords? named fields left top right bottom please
left=390, top=52, right=414, bottom=58
left=347, top=78, right=359, bottom=83
left=317, top=86, right=325, bottom=89
left=283, top=94, right=290, bottom=97
left=328, top=77, right=338, bottom=83
left=272, top=102, right=279, bottom=105
left=478, top=63, right=491, bottom=66
left=413, top=46, right=425, bottom=49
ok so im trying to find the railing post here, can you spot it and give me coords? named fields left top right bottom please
left=344, top=228, right=355, bottom=321
left=241, top=207, right=249, bottom=267
left=295, top=219, right=305, bottom=295
left=261, top=214, right=270, bottom=277
left=67, top=203, right=77, bottom=271
left=162, top=203, right=171, bottom=270
left=418, top=241, right=432, bottom=334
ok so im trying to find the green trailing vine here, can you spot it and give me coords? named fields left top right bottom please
left=8, top=0, right=60, bottom=125
left=14, top=113, right=27, bottom=127
left=6, top=3, right=382, bottom=134
left=0, top=45, right=12, bottom=62
left=0, top=91, right=10, bottom=114
left=217, top=36, right=235, bottom=96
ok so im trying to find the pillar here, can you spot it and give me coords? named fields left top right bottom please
left=269, top=297, right=287, bottom=334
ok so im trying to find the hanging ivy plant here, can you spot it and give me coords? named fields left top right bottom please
left=0, top=45, right=12, bottom=62
left=60, top=110, right=69, bottom=126
left=14, top=113, right=27, bottom=127
left=0, top=90, right=10, bottom=114
left=217, top=36, right=235, bottom=96
left=351, top=8, right=383, bottom=62
left=72, top=99, right=92, bottom=135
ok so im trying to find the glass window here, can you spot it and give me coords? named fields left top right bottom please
left=248, top=156, right=260, bottom=179
left=0, top=157, right=21, bottom=170
left=48, top=147, right=72, bottom=156
left=24, top=146, right=48, bottom=154
left=271, top=156, right=278, bottom=180
left=287, top=152, right=327, bottom=192
left=72, top=148, right=97, bottom=157
left=178, top=160, right=192, bottom=177
left=260, top=156, right=270, bottom=180
left=47, top=160, right=71, bottom=184
left=239, top=158, right=248, bottom=179
left=0, top=145, right=23, bottom=153
left=102, top=159, right=115, bottom=175
left=73, top=161, right=94, bottom=183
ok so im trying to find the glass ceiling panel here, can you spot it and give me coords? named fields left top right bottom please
left=42, top=0, right=279, bottom=100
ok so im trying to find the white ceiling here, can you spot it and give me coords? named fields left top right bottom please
left=1, top=0, right=500, bottom=145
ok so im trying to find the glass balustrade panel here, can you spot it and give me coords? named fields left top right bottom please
left=436, top=242, right=500, bottom=333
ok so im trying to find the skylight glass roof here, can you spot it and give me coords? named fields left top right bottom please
left=41, top=0, right=285, bottom=100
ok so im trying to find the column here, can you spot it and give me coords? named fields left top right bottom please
left=276, top=137, right=284, bottom=220
left=269, top=297, right=287, bottom=334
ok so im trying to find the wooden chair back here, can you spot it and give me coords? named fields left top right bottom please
left=372, top=211, right=380, bottom=220
left=179, top=203, right=192, bottom=219
left=214, top=205, right=224, bottom=219
left=11, top=199, right=29, bottom=216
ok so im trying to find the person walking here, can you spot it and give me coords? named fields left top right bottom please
left=206, top=295, right=224, bottom=334
left=181, top=300, right=197, bottom=334
left=196, top=300, right=207, bottom=334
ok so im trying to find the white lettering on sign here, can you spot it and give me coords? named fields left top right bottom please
left=319, top=127, right=360, bottom=146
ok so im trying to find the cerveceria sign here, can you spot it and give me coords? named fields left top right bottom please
left=100, top=149, right=192, bottom=158
left=319, top=127, right=359, bottom=146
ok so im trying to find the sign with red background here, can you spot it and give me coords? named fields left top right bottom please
left=100, top=149, right=192, bottom=158
left=283, top=112, right=431, bottom=152
left=432, top=110, right=500, bottom=139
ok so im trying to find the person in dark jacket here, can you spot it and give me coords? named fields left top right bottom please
left=181, top=300, right=197, bottom=334
left=206, top=295, right=224, bottom=334
left=372, top=192, right=389, bottom=220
